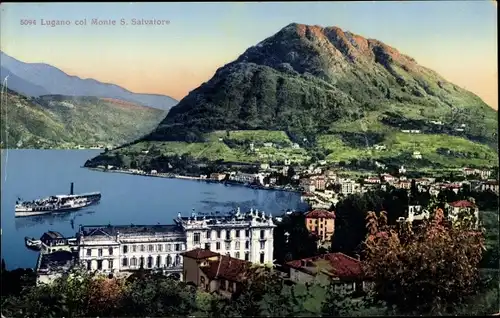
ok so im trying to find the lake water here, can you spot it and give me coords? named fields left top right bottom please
left=1, top=149, right=307, bottom=270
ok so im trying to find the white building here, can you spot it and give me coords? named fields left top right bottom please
left=175, top=208, right=275, bottom=266
left=229, top=172, right=258, bottom=184
left=340, top=181, right=361, bottom=195
left=407, top=205, right=428, bottom=223
left=77, top=224, right=186, bottom=279
left=412, top=151, right=422, bottom=159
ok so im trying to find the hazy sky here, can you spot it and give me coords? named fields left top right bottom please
left=0, top=2, right=497, bottom=109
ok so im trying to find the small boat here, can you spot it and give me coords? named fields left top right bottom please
left=25, top=236, right=42, bottom=250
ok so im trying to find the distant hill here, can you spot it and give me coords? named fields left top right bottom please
left=0, top=66, right=50, bottom=96
left=0, top=51, right=178, bottom=111
left=0, top=86, right=166, bottom=149
left=85, top=23, right=498, bottom=170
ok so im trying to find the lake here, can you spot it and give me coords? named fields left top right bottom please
left=1, top=149, right=307, bottom=270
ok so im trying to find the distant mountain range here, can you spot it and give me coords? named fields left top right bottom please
left=0, top=86, right=166, bottom=149
left=0, top=51, right=178, bottom=111
left=86, top=23, right=498, bottom=171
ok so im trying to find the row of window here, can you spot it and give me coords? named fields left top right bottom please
left=85, top=254, right=183, bottom=271
left=122, top=243, right=182, bottom=254
left=122, top=255, right=182, bottom=268
left=193, top=229, right=267, bottom=244
left=86, top=247, right=115, bottom=257
left=85, top=243, right=184, bottom=257
left=86, top=259, right=114, bottom=270
left=204, top=240, right=265, bottom=251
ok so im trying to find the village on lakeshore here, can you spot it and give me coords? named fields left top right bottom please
left=25, top=158, right=498, bottom=294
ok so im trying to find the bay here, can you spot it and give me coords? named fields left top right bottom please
left=1, top=149, right=307, bottom=269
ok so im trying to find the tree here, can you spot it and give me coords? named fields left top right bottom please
left=273, top=213, right=318, bottom=264
left=362, top=209, right=485, bottom=315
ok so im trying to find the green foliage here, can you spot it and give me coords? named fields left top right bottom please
left=0, top=87, right=165, bottom=149
left=363, top=208, right=486, bottom=315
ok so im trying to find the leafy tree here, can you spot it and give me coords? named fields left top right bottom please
left=362, top=209, right=485, bottom=315
left=273, top=213, right=318, bottom=264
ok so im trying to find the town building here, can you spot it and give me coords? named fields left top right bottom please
left=210, top=173, right=226, bottom=181
left=40, top=231, right=78, bottom=254
left=311, top=175, right=327, bottom=190
left=304, top=209, right=335, bottom=244
left=445, top=200, right=480, bottom=227
left=175, top=208, right=276, bottom=266
left=340, top=180, right=361, bottom=195
left=480, top=180, right=499, bottom=194
left=300, top=178, right=316, bottom=192
left=76, top=224, right=186, bottom=279
left=399, top=165, right=406, bottom=175
left=286, top=253, right=367, bottom=292
left=36, top=250, right=77, bottom=285
left=181, top=248, right=251, bottom=298
left=397, top=180, right=411, bottom=190
left=229, top=172, right=258, bottom=184
left=407, top=205, right=429, bottom=223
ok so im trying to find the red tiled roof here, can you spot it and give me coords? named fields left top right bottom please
left=286, top=253, right=362, bottom=279
left=448, top=200, right=476, bottom=208
left=181, top=248, right=219, bottom=260
left=200, top=255, right=251, bottom=282
left=305, top=209, right=336, bottom=219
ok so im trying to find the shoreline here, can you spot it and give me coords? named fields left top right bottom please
left=84, top=167, right=302, bottom=194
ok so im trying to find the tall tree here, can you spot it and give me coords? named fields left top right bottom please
left=362, top=209, right=485, bottom=315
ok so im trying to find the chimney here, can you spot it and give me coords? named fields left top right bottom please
left=70, top=182, right=74, bottom=195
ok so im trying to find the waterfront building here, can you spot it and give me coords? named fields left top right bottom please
left=40, top=231, right=78, bottom=254
left=175, top=208, right=276, bottom=265
left=36, top=250, right=77, bottom=285
left=76, top=224, right=186, bottom=279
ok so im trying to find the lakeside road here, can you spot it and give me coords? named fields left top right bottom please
left=84, top=167, right=302, bottom=193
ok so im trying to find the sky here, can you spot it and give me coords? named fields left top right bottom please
left=0, top=1, right=497, bottom=109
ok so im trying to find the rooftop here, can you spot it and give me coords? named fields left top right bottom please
left=176, top=208, right=273, bottom=226
left=448, top=200, right=476, bottom=208
left=201, top=254, right=251, bottom=283
left=42, top=231, right=65, bottom=240
left=79, top=224, right=184, bottom=237
left=181, top=248, right=219, bottom=260
left=305, top=209, right=336, bottom=219
left=182, top=248, right=252, bottom=282
left=38, top=250, right=75, bottom=272
left=286, top=253, right=363, bottom=279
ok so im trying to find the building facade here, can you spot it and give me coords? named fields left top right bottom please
left=286, top=253, right=367, bottom=292
left=175, top=208, right=276, bottom=265
left=181, top=248, right=251, bottom=298
left=304, top=209, right=336, bottom=244
left=77, top=224, right=186, bottom=279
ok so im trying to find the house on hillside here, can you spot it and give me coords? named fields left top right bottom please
left=304, top=209, right=336, bottom=245
left=286, top=253, right=369, bottom=292
left=181, top=248, right=252, bottom=298
left=481, top=180, right=499, bottom=194
left=412, top=151, right=422, bottom=159
left=445, top=200, right=479, bottom=228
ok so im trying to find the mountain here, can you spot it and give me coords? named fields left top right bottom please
left=86, top=23, right=498, bottom=170
left=0, top=86, right=166, bottom=149
left=0, top=51, right=178, bottom=111
left=0, top=66, right=50, bottom=96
